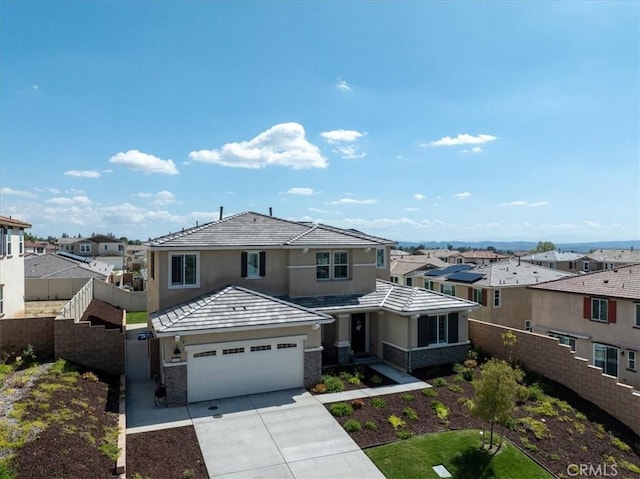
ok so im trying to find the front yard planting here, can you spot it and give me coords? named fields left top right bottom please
left=309, top=365, right=395, bottom=394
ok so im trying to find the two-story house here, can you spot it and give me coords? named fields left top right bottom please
left=519, top=250, right=593, bottom=273
left=530, top=265, right=640, bottom=389
left=0, top=215, right=31, bottom=317
left=390, top=254, right=447, bottom=286
left=421, top=259, right=573, bottom=330
left=56, top=234, right=125, bottom=258
left=587, top=249, right=640, bottom=271
left=146, top=212, right=478, bottom=404
left=448, top=250, right=510, bottom=265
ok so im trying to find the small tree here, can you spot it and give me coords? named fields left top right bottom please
left=535, top=241, right=556, bottom=253
left=469, top=359, right=523, bottom=449
left=502, top=330, right=517, bottom=366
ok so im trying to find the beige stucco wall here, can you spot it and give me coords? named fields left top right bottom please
left=159, top=324, right=320, bottom=363
left=383, top=312, right=411, bottom=348
left=531, top=289, right=640, bottom=388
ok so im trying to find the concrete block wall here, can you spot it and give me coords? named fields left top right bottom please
left=0, top=317, right=55, bottom=359
left=54, top=317, right=125, bottom=376
left=469, top=319, right=640, bottom=437
left=304, top=349, right=322, bottom=387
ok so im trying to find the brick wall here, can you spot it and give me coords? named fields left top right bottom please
left=0, top=317, right=55, bottom=360
left=54, top=317, right=125, bottom=376
left=469, top=319, right=640, bottom=437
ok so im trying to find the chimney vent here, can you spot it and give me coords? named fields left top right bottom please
left=219, top=207, right=223, bottom=220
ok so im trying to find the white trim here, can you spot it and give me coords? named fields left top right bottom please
left=354, top=262, right=376, bottom=267
left=168, top=251, right=200, bottom=289
left=185, top=335, right=307, bottom=353
left=304, top=346, right=324, bottom=353
left=162, top=360, right=186, bottom=367
left=546, top=328, right=591, bottom=340
left=383, top=339, right=469, bottom=352
left=154, top=320, right=330, bottom=337
left=334, top=340, right=351, bottom=348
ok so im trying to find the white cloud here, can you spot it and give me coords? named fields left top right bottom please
left=327, top=198, right=377, bottom=205
left=413, top=194, right=426, bottom=201
left=188, top=122, right=327, bottom=170
left=287, top=187, right=315, bottom=195
left=462, top=146, right=483, bottom=154
left=109, top=150, right=179, bottom=175
left=333, top=145, right=366, bottom=159
left=455, top=192, right=472, bottom=200
left=102, top=169, right=113, bottom=174
left=134, top=190, right=176, bottom=206
left=320, top=130, right=364, bottom=143
left=0, top=187, right=37, bottom=198
left=64, top=170, right=101, bottom=178
left=499, top=200, right=549, bottom=207
left=65, top=188, right=85, bottom=195
left=46, top=196, right=92, bottom=206
left=336, top=77, right=352, bottom=91
left=405, top=207, right=419, bottom=211
left=309, top=207, right=330, bottom=214
left=426, top=134, right=497, bottom=147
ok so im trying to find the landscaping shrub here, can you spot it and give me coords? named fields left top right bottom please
left=322, top=375, right=344, bottom=393
left=81, top=371, right=99, bottom=382
left=338, top=371, right=352, bottom=381
left=431, top=401, right=449, bottom=421
left=311, top=383, right=327, bottom=394
left=369, top=374, right=384, bottom=385
left=348, top=376, right=361, bottom=385
left=330, top=402, right=353, bottom=417
left=431, top=377, right=447, bottom=387
left=402, top=407, right=418, bottom=421
left=463, top=358, right=478, bottom=369
left=343, top=419, right=362, bottom=433
left=351, top=399, right=365, bottom=410
left=388, top=415, right=406, bottom=429
left=396, top=430, right=413, bottom=440
left=421, top=388, right=438, bottom=398
left=527, top=382, right=545, bottom=402
left=353, top=367, right=366, bottom=380
left=518, top=417, right=550, bottom=439
left=447, top=384, right=463, bottom=394
left=370, top=397, right=386, bottom=409
left=364, top=421, right=377, bottom=430
left=524, top=400, right=558, bottom=417
left=400, top=393, right=414, bottom=402
left=611, top=437, right=631, bottom=452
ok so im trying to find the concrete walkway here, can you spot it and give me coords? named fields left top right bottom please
left=125, top=365, right=429, bottom=478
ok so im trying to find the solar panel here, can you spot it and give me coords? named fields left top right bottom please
left=446, top=272, right=485, bottom=283
left=57, top=251, right=93, bottom=264
left=424, top=264, right=474, bottom=277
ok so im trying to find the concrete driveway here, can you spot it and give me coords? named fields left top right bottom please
left=126, top=382, right=384, bottom=479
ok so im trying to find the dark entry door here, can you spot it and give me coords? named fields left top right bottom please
left=351, top=313, right=366, bottom=354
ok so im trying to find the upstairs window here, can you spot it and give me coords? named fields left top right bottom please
left=316, top=251, right=349, bottom=280
left=493, top=289, right=501, bottom=308
left=583, top=261, right=590, bottom=272
left=441, top=284, right=455, bottom=296
left=241, top=251, right=265, bottom=278
left=628, top=350, right=636, bottom=371
left=470, top=288, right=487, bottom=306
left=405, top=277, right=413, bottom=287
left=19, top=230, right=23, bottom=255
left=584, top=296, right=617, bottom=324
left=591, top=298, right=608, bottom=322
left=376, top=248, right=386, bottom=268
left=635, top=304, right=640, bottom=328
left=0, top=229, right=5, bottom=256
left=170, top=253, right=198, bottom=288
left=6, top=229, right=12, bottom=255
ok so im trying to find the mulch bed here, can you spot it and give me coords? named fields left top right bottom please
left=311, top=364, right=396, bottom=392
left=127, top=426, right=209, bottom=479
left=8, top=365, right=120, bottom=479
left=328, top=366, right=640, bottom=477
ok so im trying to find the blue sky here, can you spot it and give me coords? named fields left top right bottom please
left=1, top=1, right=638, bottom=243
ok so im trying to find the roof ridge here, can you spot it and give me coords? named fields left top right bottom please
left=285, top=223, right=318, bottom=245
left=148, top=211, right=248, bottom=244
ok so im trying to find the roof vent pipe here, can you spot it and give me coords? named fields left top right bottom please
left=269, top=207, right=273, bottom=217
left=219, top=207, right=223, bottom=220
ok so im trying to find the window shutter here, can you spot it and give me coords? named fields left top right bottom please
left=467, top=288, right=473, bottom=300
left=259, top=251, right=266, bottom=277
left=481, top=289, right=488, bottom=307
left=417, top=316, right=429, bottom=347
left=608, top=300, right=617, bottom=323
left=583, top=297, right=591, bottom=319
left=448, top=312, right=459, bottom=343
left=427, top=316, right=437, bottom=345
left=241, top=252, right=247, bottom=278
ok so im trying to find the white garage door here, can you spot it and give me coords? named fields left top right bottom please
left=186, top=335, right=305, bottom=403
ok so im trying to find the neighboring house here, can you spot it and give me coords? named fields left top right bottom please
left=530, top=265, right=640, bottom=389
left=24, top=241, right=56, bottom=256
left=56, top=235, right=125, bottom=257
left=415, top=248, right=460, bottom=263
left=587, top=249, right=640, bottom=271
left=390, top=255, right=448, bottom=286
left=0, top=215, right=31, bottom=317
left=146, top=211, right=479, bottom=404
left=519, top=250, right=592, bottom=273
left=448, top=250, right=510, bottom=265
left=421, top=259, right=573, bottom=330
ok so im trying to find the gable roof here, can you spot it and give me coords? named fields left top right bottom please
left=25, top=253, right=113, bottom=279
left=529, top=264, right=640, bottom=300
left=0, top=215, right=31, bottom=229
left=89, top=234, right=123, bottom=244
left=520, top=250, right=586, bottom=262
left=146, top=211, right=395, bottom=249
left=426, top=259, right=573, bottom=287
left=587, top=249, right=640, bottom=264
left=284, top=279, right=478, bottom=315
left=451, top=250, right=510, bottom=260
left=390, top=256, right=448, bottom=276
left=150, top=285, right=334, bottom=334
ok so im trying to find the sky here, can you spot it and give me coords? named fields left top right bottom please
left=1, top=1, right=638, bottom=243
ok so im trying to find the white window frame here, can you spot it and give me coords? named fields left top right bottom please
left=472, top=288, right=483, bottom=304
left=634, top=304, right=640, bottom=328
left=628, top=350, right=636, bottom=371
left=79, top=243, right=91, bottom=253
left=246, top=251, right=261, bottom=278
left=316, top=250, right=349, bottom=280
left=583, top=260, right=590, bottom=272
left=376, top=248, right=386, bottom=269
left=524, top=320, right=532, bottom=332
left=493, top=289, right=501, bottom=308
left=19, top=230, right=23, bottom=255
left=550, top=333, right=576, bottom=351
left=6, top=229, right=12, bottom=255
left=441, top=283, right=455, bottom=296
left=405, top=277, right=413, bottom=287
left=437, top=314, right=448, bottom=344
left=591, top=298, right=608, bottom=322
left=169, top=252, right=199, bottom=289
left=593, top=343, right=618, bottom=377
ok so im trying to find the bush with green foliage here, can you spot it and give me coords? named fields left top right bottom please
left=403, top=407, right=418, bottom=421
left=321, top=375, right=344, bottom=393
left=348, top=376, right=361, bottom=385
left=527, top=382, right=545, bottom=402
left=396, top=430, right=413, bottom=440
left=431, top=377, right=447, bottom=387
left=343, top=419, right=362, bottom=433
left=431, top=401, right=449, bottom=421
left=369, top=374, right=384, bottom=385
left=364, top=421, right=377, bottom=430
left=518, top=417, right=550, bottom=439
left=370, top=397, right=386, bottom=409
left=388, top=415, right=406, bottom=429
left=421, top=388, right=438, bottom=398
left=447, top=384, right=463, bottom=393
left=400, top=393, right=414, bottom=402
left=330, top=402, right=353, bottom=417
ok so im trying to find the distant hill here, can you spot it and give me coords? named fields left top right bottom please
left=396, top=240, right=640, bottom=254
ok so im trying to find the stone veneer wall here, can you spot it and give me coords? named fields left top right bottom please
left=410, top=343, right=468, bottom=370
left=469, top=319, right=640, bottom=438
left=164, top=364, right=187, bottom=406
left=383, top=343, right=409, bottom=370
left=304, top=349, right=322, bottom=387
left=54, top=317, right=125, bottom=376
left=0, top=317, right=55, bottom=359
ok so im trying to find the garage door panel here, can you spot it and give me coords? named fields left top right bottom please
left=187, top=336, right=304, bottom=402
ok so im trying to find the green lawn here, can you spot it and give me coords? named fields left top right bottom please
left=366, top=430, right=554, bottom=479
left=126, top=311, right=149, bottom=325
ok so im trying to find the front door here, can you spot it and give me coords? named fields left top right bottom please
left=351, top=313, right=367, bottom=354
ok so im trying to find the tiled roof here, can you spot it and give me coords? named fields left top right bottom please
left=151, top=286, right=334, bottom=334
left=146, top=211, right=395, bottom=249
left=520, top=251, right=586, bottom=262
left=24, top=254, right=113, bottom=279
left=416, top=249, right=460, bottom=258
left=453, top=250, right=510, bottom=260
left=390, top=257, right=448, bottom=276
left=529, top=264, right=640, bottom=300
left=0, top=215, right=31, bottom=229
left=587, top=249, right=640, bottom=264
left=428, top=259, right=574, bottom=287
left=284, top=279, right=478, bottom=315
